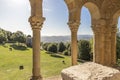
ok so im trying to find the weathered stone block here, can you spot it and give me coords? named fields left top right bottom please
left=61, top=62, right=120, bottom=80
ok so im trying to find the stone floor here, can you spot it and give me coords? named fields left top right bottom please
left=44, top=75, right=62, bottom=80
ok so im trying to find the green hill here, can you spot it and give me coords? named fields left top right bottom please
left=0, top=44, right=71, bottom=80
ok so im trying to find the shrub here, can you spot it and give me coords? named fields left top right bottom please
left=65, top=42, right=71, bottom=55
left=10, top=43, right=27, bottom=50
left=42, top=43, right=50, bottom=51
left=47, top=43, right=57, bottom=53
left=0, top=32, right=7, bottom=44
left=63, top=50, right=70, bottom=56
left=58, top=42, right=66, bottom=52
left=50, top=54, right=64, bottom=58
left=26, top=36, right=32, bottom=48
left=78, top=40, right=91, bottom=61
left=117, top=36, right=120, bottom=59
left=11, top=31, right=26, bottom=43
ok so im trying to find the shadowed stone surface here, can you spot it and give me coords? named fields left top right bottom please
left=61, top=62, right=120, bottom=80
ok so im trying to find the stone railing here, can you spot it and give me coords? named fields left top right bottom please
left=61, top=62, right=120, bottom=80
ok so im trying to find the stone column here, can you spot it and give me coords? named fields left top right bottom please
left=102, top=25, right=113, bottom=66
left=68, top=22, right=80, bottom=65
left=93, top=29, right=101, bottom=64
left=92, top=24, right=105, bottom=65
left=29, top=16, right=45, bottom=80
left=100, top=32, right=105, bottom=65
left=29, top=0, right=45, bottom=79
left=111, top=25, right=117, bottom=65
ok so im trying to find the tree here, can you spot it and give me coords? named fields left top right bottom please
left=47, top=43, right=57, bottom=53
left=89, top=38, right=94, bottom=60
left=78, top=40, right=91, bottom=61
left=58, top=42, right=66, bottom=52
left=6, top=31, right=12, bottom=41
left=63, top=50, right=71, bottom=56
left=42, top=43, right=50, bottom=51
left=66, top=42, right=71, bottom=52
left=65, top=42, right=71, bottom=55
left=0, top=29, right=7, bottom=43
left=0, top=32, right=7, bottom=43
left=27, top=35, right=31, bottom=37
left=117, top=33, right=120, bottom=59
left=26, top=35, right=32, bottom=47
left=11, top=31, right=26, bottom=43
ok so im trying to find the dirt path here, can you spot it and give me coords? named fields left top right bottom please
left=44, top=75, right=62, bottom=80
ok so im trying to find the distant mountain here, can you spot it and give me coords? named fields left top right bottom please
left=41, top=35, right=93, bottom=43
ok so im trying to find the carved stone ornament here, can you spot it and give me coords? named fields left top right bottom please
left=29, top=16, right=45, bottom=30
left=68, top=21, right=80, bottom=32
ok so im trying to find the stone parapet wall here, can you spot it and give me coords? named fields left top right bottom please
left=61, top=62, right=120, bottom=80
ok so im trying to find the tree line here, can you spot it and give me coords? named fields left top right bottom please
left=0, top=28, right=27, bottom=43
left=42, top=32, right=120, bottom=61
left=0, top=28, right=120, bottom=61
left=42, top=40, right=92, bottom=61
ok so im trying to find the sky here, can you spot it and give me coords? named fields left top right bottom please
left=0, top=0, right=119, bottom=36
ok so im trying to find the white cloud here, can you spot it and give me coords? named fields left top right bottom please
left=43, top=8, right=52, bottom=12
left=43, top=0, right=53, bottom=12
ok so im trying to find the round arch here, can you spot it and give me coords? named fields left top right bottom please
left=82, top=2, right=101, bottom=24
left=79, top=2, right=101, bottom=64
left=112, top=10, right=120, bottom=25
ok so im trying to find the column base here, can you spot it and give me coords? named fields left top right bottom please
left=30, top=75, right=42, bottom=80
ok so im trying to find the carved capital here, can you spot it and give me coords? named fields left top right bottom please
left=68, top=21, right=80, bottom=32
left=91, top=24, right=105, bottom=34
left=29, top=16, right=45, bottom=30
left=92, top=19, right=106, bottom=34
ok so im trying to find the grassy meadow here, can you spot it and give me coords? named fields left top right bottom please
left=0, top=44, right=71, bottom=80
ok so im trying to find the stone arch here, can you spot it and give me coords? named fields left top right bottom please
left=79, top=2, right=101, bottom=63
left=108, top=9, right=120, bottom=66
left=82, top=2, right=101, bottom=24
left=112, top=10, right=120, bottom=25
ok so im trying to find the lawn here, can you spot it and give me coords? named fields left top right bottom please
left=0, top=44, right=71, bottom=80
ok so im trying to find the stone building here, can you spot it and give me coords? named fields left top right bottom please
left=28, top=0, right=120, bottom=80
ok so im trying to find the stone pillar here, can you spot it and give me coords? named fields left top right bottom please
left=29, top=16, right=45, bottom=80
left=100, top=32, right=105, bottom=65
left=93, top=29, right=101, bottom=64
left=111, top=25, right=117, bottom=65
left=92, top=24, right=105, bottom=65
left=68, top=22, right=80, bottom=65
left=29, top=0, right=45, bottom=79
left=104, top=32, right=111, bottom=66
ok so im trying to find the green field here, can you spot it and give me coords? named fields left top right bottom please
left=0, top=44, right=71, bottom=80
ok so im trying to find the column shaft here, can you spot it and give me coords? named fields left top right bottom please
left=111, top=25, right=117, bottom=66
left=100, top=33, right=105, bottom=65
left=111, top=32, right=117, bottom=65
left=32, top=29, right=41, bottom=79
left=104, top=32, right=112, bottom=66
left=92, top=25, right=105, bottom=65
left=93, top=33, right=100, bottom=63
left=71, top=31, right=78, bottom=65
left=93, top=32, right=104, bottom=64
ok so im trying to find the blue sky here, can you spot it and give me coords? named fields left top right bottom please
left=0, top=0, right=119, bottom=36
